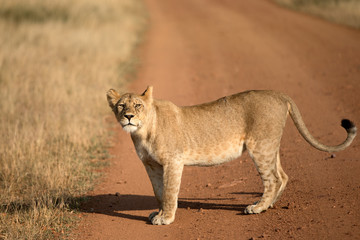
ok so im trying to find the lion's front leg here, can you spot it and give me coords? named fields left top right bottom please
left=143, top=161, right=163, bottom=207
left=149, top=162, right=183, bottom=225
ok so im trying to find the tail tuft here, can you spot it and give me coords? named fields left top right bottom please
left=341, top=119, right=357, bottom=134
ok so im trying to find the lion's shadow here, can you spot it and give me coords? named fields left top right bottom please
left=77, top=192, right=261, bottom=223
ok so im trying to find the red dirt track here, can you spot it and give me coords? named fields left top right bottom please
left=76, top=0, right=360, bottom=239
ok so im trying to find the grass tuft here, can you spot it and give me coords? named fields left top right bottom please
left=0, top=0, right=147, bottom=239
left=0, top=4, right=69, bottom=23
left=274, top=0, right=360, bottom=29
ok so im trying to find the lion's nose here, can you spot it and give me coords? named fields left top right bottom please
left=124, top=114, right=134, bottom=120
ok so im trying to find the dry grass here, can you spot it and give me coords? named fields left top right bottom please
left=0, top=0, right=147, bottom=239
left=274, top=0, right=360, bottom=29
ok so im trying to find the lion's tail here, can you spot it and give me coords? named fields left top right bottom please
left=285, top=96, right=357, bottom=152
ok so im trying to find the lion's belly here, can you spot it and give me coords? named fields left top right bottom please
left=183, top=140, right=245, bottom=167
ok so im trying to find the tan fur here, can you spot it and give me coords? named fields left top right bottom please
left=107, top=86, right=356, bottom=225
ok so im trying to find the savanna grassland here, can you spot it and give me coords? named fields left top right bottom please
left=0, top=0, right=147, bottom=239
left=274, top=0, right=360, bottom=29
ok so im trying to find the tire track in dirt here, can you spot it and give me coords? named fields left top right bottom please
left=76, top=0, right=360, bottom=239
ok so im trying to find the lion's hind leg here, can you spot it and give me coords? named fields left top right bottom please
left=271, top=151, right=288, bottom=207
left=245, top=141, right=283, bottom=214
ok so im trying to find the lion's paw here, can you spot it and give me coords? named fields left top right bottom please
left=148, top=211, right=174, bottom=225
left=149, top=211, right=158, bottom=221
left=244, top=204, right=264, bottom=214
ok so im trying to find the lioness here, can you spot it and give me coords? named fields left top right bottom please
left=107, top=86, right=356, bottom=225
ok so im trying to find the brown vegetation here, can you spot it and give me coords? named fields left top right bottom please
left=0, top=0, right=146, bottom=238
left=274, top=0, right=360, bottom=29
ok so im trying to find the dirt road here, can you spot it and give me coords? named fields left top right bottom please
left=76, top=0, right=360, bottom=239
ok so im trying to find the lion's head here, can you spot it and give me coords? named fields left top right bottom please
left=107, top=86, right=153, bottom=133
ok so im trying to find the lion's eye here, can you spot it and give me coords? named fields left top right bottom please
left=135, top=104, right=142, bottom=109
left=118, top=104, right=125, bottom=109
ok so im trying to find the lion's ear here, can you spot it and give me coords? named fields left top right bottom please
left=141, top=86, right=153, bottom=101
left=107, top=89, right=121, bottom=109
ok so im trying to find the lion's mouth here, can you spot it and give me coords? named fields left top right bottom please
left=121, top=121, right=138, bottom=133
left=122, top=121, right=136, bottom=127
